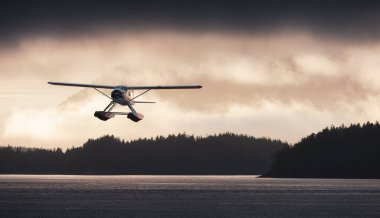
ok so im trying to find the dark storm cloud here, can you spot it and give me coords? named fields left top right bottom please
left=1, top=0, right=380, bottom=46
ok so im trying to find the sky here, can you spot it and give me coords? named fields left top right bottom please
left=1, top=1, right=380, bottom=148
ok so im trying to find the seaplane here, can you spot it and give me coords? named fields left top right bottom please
left=48, top=81, right=202, bottom=122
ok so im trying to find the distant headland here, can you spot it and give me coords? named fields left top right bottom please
left=1, top=122, right=379, bottom=178
left=266, top=122, right=380, bottom=178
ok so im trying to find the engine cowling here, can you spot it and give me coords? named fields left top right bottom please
left=111, top=89, right=130, bottom=105
left=111, top=89, right=125, bottom=100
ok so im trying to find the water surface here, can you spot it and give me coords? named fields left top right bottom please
left=0, top=175, right=379, bottom=217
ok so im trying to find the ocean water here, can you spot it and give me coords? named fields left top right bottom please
left=0, top=175, right=379, bottom=217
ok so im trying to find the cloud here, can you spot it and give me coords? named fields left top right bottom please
left=293, top=53, right=340, bottom=77
left=1, top=31, right=380, bottom=147
left=1, top=1, right=380, bottom=48
left=3, top=108, right=62, bottom=140
left=157, top=74, right=376, bottom=112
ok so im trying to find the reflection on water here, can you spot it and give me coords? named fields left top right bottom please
left=0, top=175, right=379, bottom=217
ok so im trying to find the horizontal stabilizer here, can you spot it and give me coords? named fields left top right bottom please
left=132, top=101, right=156, bottom=104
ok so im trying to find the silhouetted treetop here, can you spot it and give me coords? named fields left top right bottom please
left=267, top=122, right=380, bottom=178
left=0, top=133, right=287, bottom=175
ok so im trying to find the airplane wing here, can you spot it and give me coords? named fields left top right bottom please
left=127, top=85, right=202, bottom=90
left=48, top=82, right=116, bottom=89
left=48, top=82, right=202, bottom=90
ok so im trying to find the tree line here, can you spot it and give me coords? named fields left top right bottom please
left=0, top=133, right=287, bottom=175
left=2, top=122, right=379, bottom=177
left=266, top=122, right=380, bottom=178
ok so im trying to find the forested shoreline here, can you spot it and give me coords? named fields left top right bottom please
left=1, top=122, right=379, bottom=178
left=0, top=133, right=287, bottom=175
left=266, top=122, right=380, bottom=178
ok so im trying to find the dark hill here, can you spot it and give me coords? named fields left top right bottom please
left=266, top=122, right=380, bottom=178
left=0, top=133, right=288, bottom=175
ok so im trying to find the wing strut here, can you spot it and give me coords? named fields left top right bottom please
left=94, top=88, right=112, bottom=100
left=131, top=89, right=151, bottom=101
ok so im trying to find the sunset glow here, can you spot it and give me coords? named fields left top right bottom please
left=1, top=2, right=380, bottom=148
